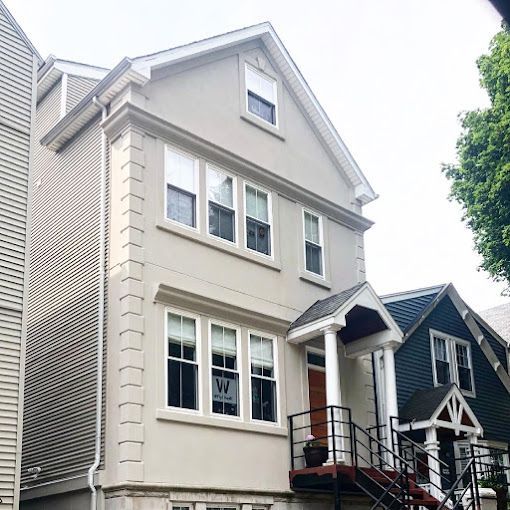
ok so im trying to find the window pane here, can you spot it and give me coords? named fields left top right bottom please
left=208, top=168, right=233, bottom=208
left=209, top=203, right=234, bottom=242
left=168, top=313, right=182, bottom=358
left=304, top=212, right=320, bottom=244
left=456, top=344, right=469, bottom=367
left=251, top=335, right=274, bottom=376
left=167, top=186, right=195, bottom=227
left=246, top=67, right=275, bottom=103
left=181, top=317, right=196, bottom=361
left=246, top=217, right=270, bottom=255
left=255, top=189, right=269, bottom=223
left=167, top=359, right=181, bottom=407
left=212, top=368, right=239, bottom=416
left=166, top=148, right=195, bottom=193
left=251, top=376, right=276, bottom=422
left=458, top=366, right=472, bottom=391
left=247, top=91, right=276, bottom=124
left=306, top=242, right=323, bottom=275
left=434, top=337, right=448, bottom=362
left=181, top=362, right=198, bottom=409
left=436, top=360, right=451, bottom=384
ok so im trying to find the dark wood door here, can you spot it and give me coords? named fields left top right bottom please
left=308, top=368, right=327, bottom=443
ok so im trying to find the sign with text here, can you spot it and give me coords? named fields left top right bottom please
left=212, top=374, right=237, bottom=404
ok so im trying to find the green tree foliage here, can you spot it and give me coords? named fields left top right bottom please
left=443, top=26, right=510, bottom=288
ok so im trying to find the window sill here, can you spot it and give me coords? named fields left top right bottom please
left=156, top=408, right=288, bottom=436
left=299, top=271, right=332, bottom=290
left=240, top=112, right=285, bottom=141
left=157, top=220, right=282, bottom=272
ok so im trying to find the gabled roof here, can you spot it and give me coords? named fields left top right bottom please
left=0, top=0, right=41, bottom=62
left=39, top=22, right=377, bottom=204
left=289, top=283, right=364, bottom=330
left=37, top=56, right=110, bottom=102
left=399, top=383, right=483, bottom=436
left=382, top=283, right=510, bottom=394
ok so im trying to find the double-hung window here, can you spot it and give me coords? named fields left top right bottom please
left=250, top=333, right=277, bottom=422
left=167, top=311, right=199, bottom=410
left=433, top=335, right=451, bottom=385
left=207, top=166, right=235, bottom=243
left=303, top=210, right=324, bottom=276
left=165, top=147, right=198, bottom=228
left=455, top=343, right=473, bottom=392
left=245, top=65, right=277, bottom=126
left=211, top=323, right=240, bottom=416
left=245, top=184, right=271, bottom=256
left=431, top=331, right=474, bottom=394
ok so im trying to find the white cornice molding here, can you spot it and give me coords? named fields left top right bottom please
left=101, top=101, right=374, bottom=233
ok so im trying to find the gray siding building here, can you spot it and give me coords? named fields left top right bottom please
left=0, top=1, right=40, bottom=507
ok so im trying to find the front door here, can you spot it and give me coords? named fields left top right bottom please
left=308, top=367, right=327, bottom=443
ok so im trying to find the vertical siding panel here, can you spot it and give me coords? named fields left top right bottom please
left=0, top=4, right=36, bottom=508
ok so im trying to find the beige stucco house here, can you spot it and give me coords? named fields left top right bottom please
left=21, top=23, right=412, bottom=510
left=0, top=1, right=40, bottom=507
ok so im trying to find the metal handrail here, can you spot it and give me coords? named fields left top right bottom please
left=437, top=458, right=476, bottom=510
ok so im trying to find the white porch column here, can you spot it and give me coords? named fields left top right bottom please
left=383, top=344, right=399, bottom=455
left=323, top=326, right=343, bottom=462
left=425, top=426, right=442, bottom=500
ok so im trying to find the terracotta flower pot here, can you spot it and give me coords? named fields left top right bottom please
left=303, top=445, right=329, bottom=467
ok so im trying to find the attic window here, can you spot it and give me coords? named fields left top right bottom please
left=245, top=65, right=277, bottom=126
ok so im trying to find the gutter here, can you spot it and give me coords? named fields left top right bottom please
left=87, top=96, right=108, bottom=510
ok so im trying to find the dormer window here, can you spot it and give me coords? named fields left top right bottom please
left=245, top=65, right=277, bottom=126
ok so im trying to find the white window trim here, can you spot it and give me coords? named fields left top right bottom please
left=205, top=163, right=238, bottom=247
left=248, top=329, right=280, bottom=426
left=243, top=181, right=274, bottom=260
left=302, top=207, right=325, bottom=278
left=429, top=329, right=476, bottom=397
left=208, top=319, right=243, bottom=421
left=164, top=144, right=201, bottom=232
left=165, top=306, right=203, bottom=415
left=245, top=63, right=279, bottom=129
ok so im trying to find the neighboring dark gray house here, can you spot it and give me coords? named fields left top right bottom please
left=376, top=284, right=510, bottom=498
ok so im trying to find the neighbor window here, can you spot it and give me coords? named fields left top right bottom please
left=245, top=184, right=271, bottom=256
left=250, top=334, right=277, bottom=422
left=245, top=65, right=277, bottom=125
left=165, top=147, right=198, bottom=228
left=207, top=166, right=235, bottom=243
left=303, top=210, right=323, bottom=276
left=431, top=331, right=474, bottom=394
left=167, top=312, right=198, bottom=410
left=211, top=323, right=240, bottom=416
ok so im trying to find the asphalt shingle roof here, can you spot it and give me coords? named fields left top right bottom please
left=289, top=283, right=364, bottom=331
left=480, top=303, right=510, bottom=343
left=399, top=384, right=454, bottom=421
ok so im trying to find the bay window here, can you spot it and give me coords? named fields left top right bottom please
left=250, top=333, right=277, bottom=422
left=430, top=330, right=474, bottom=395
left=245, top=184, right=271, bottom=256
left=167, top=311, right=199, bottom=410
left=303, top=210, right=324, bottom=276
left=165, top=146, right=198, bottom=228
left=207, top=166, right=235, bottom=243
left=211, top=323, right=240, bottom=416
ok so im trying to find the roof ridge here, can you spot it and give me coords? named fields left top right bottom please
left=380, top=283, right=447, bottom=302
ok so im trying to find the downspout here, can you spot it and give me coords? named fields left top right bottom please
left=88, top=96, right=107, bottom=510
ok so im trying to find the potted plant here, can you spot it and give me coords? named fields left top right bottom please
left=479, top=472, right=508, bottom=510
left=303, top=434, right=329, bottom=468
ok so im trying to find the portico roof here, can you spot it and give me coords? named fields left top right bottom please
left=398, top=383, right=483, bottom=436
left=287, top=282, right=403, bottom=356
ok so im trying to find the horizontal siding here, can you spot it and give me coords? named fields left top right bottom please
left=0, top=11, right=33, bottom=132
left=66, top=76, right=98, bottom=113
left=22, top=99, right=102, bottom=487
left=477, top=322, right=508, bottom=372
left=0, top=5, right=36, bottom=509
left=395, top=296, right=510, bottom=444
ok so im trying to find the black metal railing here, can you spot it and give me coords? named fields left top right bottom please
left=288, top=406, right=488, bottom=510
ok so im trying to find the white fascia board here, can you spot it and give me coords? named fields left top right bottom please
left=286, top=316, right=340, bottom=344
left=381, top=284, right=448, bottom=304
left=132, top=22, right=377, bottom=204
left=53, top=60, right=109, bottom=81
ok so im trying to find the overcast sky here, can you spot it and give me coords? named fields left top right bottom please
left=8, top=0, right=508, bottom=310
